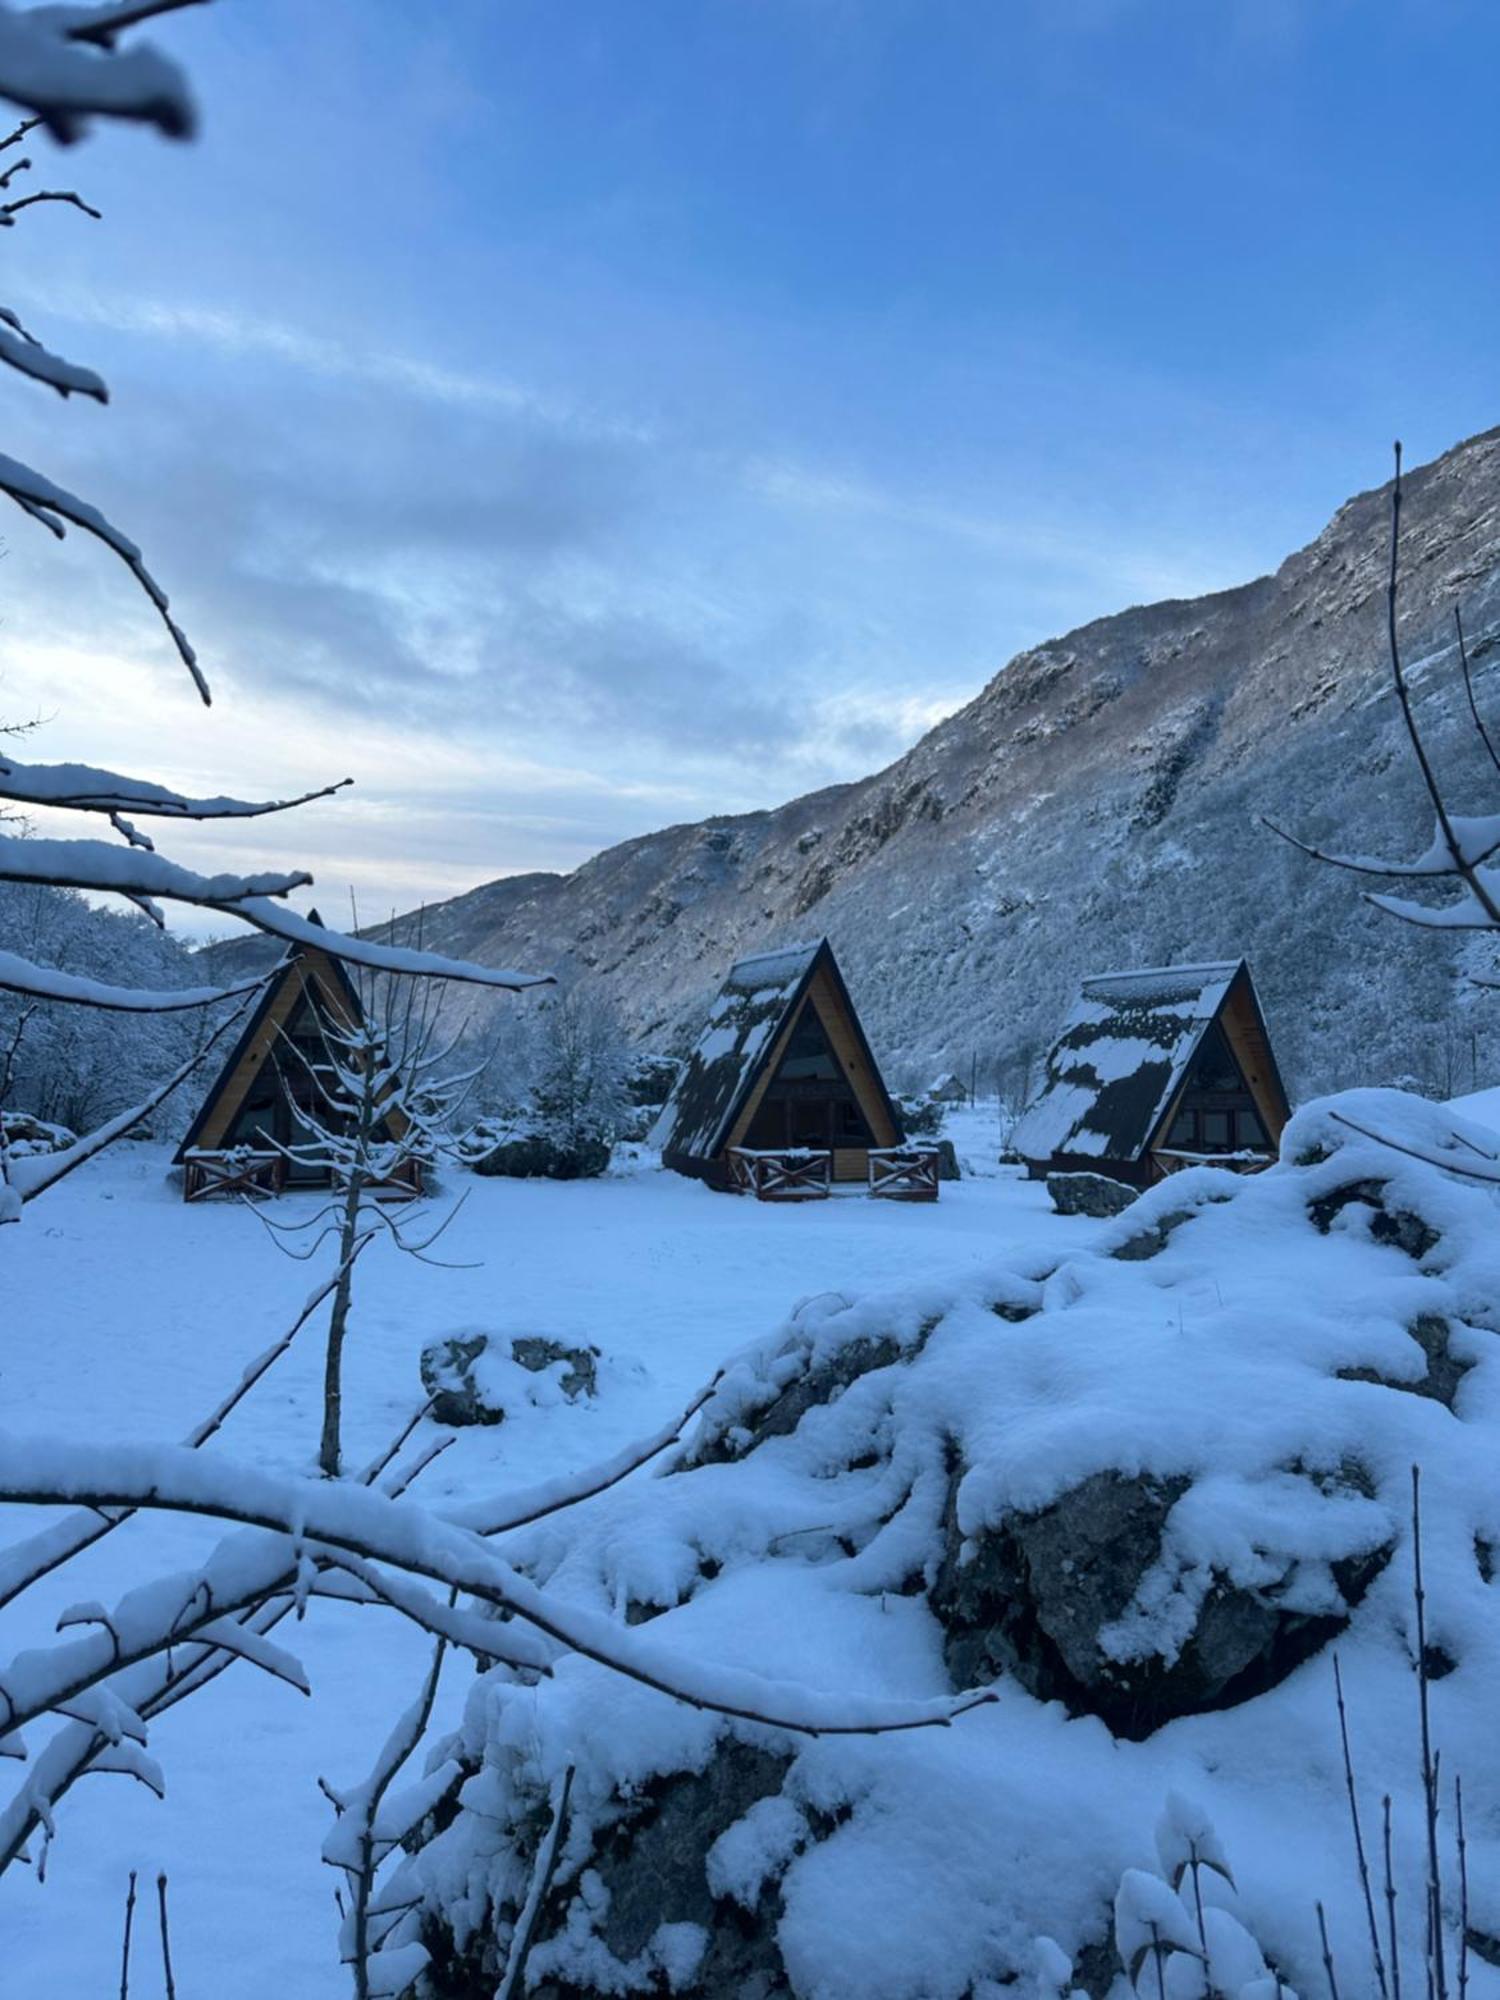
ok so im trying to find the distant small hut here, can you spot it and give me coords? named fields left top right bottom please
left=927, top=1071, right=969, bottom=1105
left=174, top=916, right=410, bottom=1200
left=654, top=939, right=903, bottom=1190
left=1010, top=958, right=1289, bottom=1187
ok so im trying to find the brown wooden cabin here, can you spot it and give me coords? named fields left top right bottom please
left=173, top=917, right=412, bottom=1199
left=1010, top=959, right=1290, bottom=1188
left=654, top=939, right=903, bottom=1189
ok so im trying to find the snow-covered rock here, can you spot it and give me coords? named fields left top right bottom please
left=1047, top=1169, right=1138, bottom=1218
left=419, top=1331, right=601, bottom=1427
left=390, top=1089, right=1500, bottom=1998
left=0, top=1111, right=77, bottom=1158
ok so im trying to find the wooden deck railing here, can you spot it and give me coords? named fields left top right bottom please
left=183, top=1149, right=286, bottom=1202
left=727, top=1146, right=832, bottom=1201
left=1152, top=1147, right=1275, bottom=1178
left=346, top=1155, right=425, bottom=1202
left=868, top=1146, right=940, bottom=1202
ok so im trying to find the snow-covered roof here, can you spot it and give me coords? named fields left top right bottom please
left=1011, top=959, right=1243, bottom=1165
left=652, top=942, right=824, bottom=1163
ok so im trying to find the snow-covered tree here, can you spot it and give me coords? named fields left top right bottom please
left=532, top=985, right=629, bottom=1154
left=256, top=970, right=490, bottom=1478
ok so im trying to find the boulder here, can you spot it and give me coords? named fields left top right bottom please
left=931, top=1463, right=1393, bottom=1741
left=471, top=1128, right=612, bottom=1181
left=413, top=1743, right=796, bottom=2000
left=1307, top=1177, right=1440, bottom=1260
left=0, top=1112, right=77, bottom=1158
left=1338, top=1312, right=1474, bottom=1409
left=419, top=1331, right=600, bottom=1427
left=1046, top=1170, right=1136, bottom=1219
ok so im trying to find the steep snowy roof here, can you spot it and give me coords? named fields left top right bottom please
left=1010, top=959, right=1242, bottom=1165
left=652, top=942, right=825, bottom=1162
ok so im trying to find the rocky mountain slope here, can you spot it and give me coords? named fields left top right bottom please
left=218, top=430, right=1500, bottom=1102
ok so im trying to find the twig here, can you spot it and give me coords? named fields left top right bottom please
left=1412, top=1466, right=1448, bottom=2000
left=1318, top=1902, right=1343, bottom=2000
left=156, top=1872, right=176, bottom=2000
left=1334, top=1654, right=1390, bottom=1999
left=119, top=1868, right=137, bottom=2000
left=1455, top=1776, right=1468, bottom=2000
left=1385, top=1794, right=1403, bottom=2000
left=1454, top=609, right=1500, bottom=779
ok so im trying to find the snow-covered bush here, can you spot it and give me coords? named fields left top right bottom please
left=895, top=1091, right=945, bottom=1138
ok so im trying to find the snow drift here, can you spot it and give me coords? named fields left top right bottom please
left=387, top=1090, right=1500, bottom=1998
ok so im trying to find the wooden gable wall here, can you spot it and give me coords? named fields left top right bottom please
left=193, top=947, right=406, bottom=1152
left=724, top=958, right=899, bottom=1175
left=1146, top=967, right=1290, bottom=1165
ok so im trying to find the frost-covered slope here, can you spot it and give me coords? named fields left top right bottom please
left=392, top=1093, right=1500, bottom=1999
left=211, top=428, right=1500, bottom=1100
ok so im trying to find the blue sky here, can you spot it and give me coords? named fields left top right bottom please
left=4, top=0, right=1497, bottom=928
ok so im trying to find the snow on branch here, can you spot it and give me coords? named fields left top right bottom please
left=0, top=831, right=310, bottom=903
left=0, top=755, right=354, bottom=823
left=0, top=309, right=106, bottom=398
left=0, top=451, right=205, bottom=697
left=0, top=1439, right=1000, bottom=1737
left=0, top=946, right=267, bottom=1010
left=231, top=902, right=552, bottom=993
left=0, top=1, right=201, bottom=144
left=0, top=839, right=551, bottom=989
left=0, top=1395, right=452, bottom=1877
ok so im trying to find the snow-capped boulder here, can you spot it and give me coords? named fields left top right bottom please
left=391, top=1091, right=1500, bottom=2000
left=419, top=1330, right=600, bottom=1427
left=931, top=1460, right=1391, bottom=1739
left=1046, top=1169, right=1137, bottom=1218
left=0, top=1111, right=77, bottom=1158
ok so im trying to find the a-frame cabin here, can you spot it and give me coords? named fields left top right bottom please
left=174, top=916, right=410, bottom=1199
left=1011, top=959, right=1290, bottom=1187
left=655, top=939, right=904, bottom=1189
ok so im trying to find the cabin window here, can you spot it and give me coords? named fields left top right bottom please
left=1201, top=1109, right=1231, bottom=1147
left=1236, top=1107, right=1267, bottom=1149
left=1167, top=1111, right=1196, bottom=1147
left=1188, top=1024, right=1240, bottom=1093
left=778, top=1010, right=841, bottom=1083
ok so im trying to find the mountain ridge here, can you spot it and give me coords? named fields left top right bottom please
left=211, top=428, right=1500, bottom=1102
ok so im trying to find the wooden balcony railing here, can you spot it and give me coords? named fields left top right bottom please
left=727, top=1146, right=832, bottom=1201
left=183, top=1149, right=286, bottom=1202
left=1152, top=1147, right=1275, bottom=1178
left=868, top=1146, right=940, bottom=1202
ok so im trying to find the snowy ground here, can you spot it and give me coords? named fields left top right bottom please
left=0, top=1114, right=1088, bottom=1996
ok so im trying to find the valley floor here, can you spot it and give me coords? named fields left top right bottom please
left=0, top=1112, right=1089, bottom=1997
